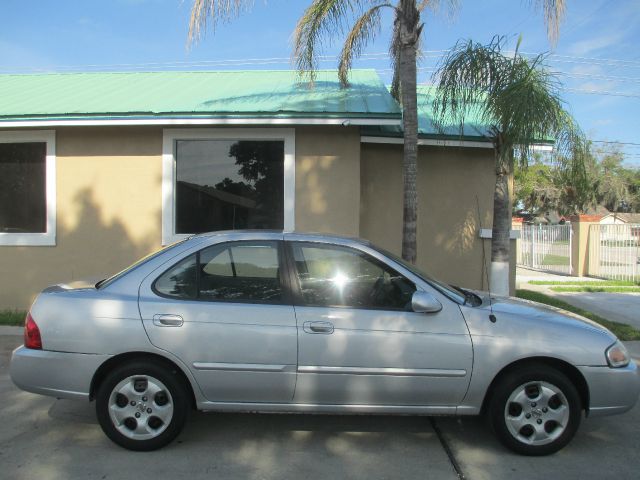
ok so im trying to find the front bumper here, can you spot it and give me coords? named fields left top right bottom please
left=10, top=346, right=111, bottom=401
left=579, top=360, right=640, bottom=417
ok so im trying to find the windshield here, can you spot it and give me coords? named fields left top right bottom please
left=96, top=239, right=187, bottom=289
left=373, top=246, right=467, bottom=305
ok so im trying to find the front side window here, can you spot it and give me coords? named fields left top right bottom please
left=154, top=241, right=283, bottom=304
left=291, top=243, right=416, bottom=310
left=0, top=131, right=55, bottom=246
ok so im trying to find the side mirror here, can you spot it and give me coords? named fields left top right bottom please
left=412, top=291, right=442, bottom=313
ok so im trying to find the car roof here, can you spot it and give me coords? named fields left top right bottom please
left=191, top=230, right=370, bottom=246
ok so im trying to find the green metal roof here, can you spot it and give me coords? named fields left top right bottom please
left=0, top=69, right=400, bottom=122
left=363, top=85, right=492, bottom=142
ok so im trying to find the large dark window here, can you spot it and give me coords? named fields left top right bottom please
left=154, top=241, right=283, bottom=304
left=291, top=243, right=416, bottom=310
left=0, top=142, right=46, bottom=233
left=175, top=140, right=284, bottom=234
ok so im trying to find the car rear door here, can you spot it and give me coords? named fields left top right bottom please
left=138, top=237, right=298, bottom=403
left=286, top=239, right=473, bottom=408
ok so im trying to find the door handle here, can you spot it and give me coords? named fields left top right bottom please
left=153, top=314, right=184, bottom=327
left=303, top=321, right=334, bottom=334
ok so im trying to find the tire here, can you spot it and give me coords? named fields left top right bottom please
left=96, top=360, right=189, bottom=451
left=488, top=364, right=582, bottom=456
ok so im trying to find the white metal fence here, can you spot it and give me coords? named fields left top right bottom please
left=517, top=224, right=572, bottom=275
left=588, top=224, right=640, bottom=282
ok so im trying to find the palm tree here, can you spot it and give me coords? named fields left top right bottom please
left=431, top=36, right=585, bottom=295
left=292, top=1, right=464, bottom=264
left=188, top=1, right=567, bottom=266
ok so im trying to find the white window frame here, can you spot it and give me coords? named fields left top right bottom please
left=0, top=130, right=56, bottom=246
left=162, top=128, right=295, bottom=245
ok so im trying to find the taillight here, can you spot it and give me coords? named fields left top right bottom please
left=24, top=312, right=42, bottom=350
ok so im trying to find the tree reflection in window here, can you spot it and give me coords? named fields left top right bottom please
left=175, top=140, right=284, bottom=234
left=154, top=254, right=197, bottom=299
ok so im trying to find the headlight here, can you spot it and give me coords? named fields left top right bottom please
left=606, top=341, right=630, bottom=368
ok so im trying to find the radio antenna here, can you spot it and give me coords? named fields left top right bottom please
left=476, top=196, right=496, bottom=322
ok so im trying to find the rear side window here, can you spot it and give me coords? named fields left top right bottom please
left=154, top=241, right=283, bottom=304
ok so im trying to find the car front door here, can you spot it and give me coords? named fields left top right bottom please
left=138, top=238, right=297, bottom=403
left=287, top=239, right=473, bottom=408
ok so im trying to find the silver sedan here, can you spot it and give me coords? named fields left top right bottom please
left=10, top=231, right=640, bottom=455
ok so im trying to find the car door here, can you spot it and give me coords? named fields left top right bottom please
left=287, top=239, right=473, bottom=407
left=138, top=238, right=298, bottom=403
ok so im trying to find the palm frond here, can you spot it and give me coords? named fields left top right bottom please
left=432, top=35, right=582, bottom=174
left=338, top=5, right=388, bottom=86
left=527, top=0, right=566, bottom=45
left=417, top=0, right=460, bottom=17
left=431, top=36, right=508, bottom=133
left=188, top=0, right=255, bottom=44
left=293, top=1, right=391, bottom=83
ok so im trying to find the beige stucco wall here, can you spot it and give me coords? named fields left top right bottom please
left=0, top=127, right=163, bottom=309
left=294, top=126, right=361, bottom=236
left=360, top=142, right=516, bottom=293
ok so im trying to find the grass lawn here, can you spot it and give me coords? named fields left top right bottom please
left=540, top=254, right=570, bottom=266
left=550, top=286, right=640, bottom=293
left=0, top=310, right=26, bottom=326
left=516, top=289, right=640, bottom=341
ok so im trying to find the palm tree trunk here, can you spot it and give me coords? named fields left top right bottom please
left=490, top=135, right=513, bottom=296
left=398, top=0, right=420, bottom=264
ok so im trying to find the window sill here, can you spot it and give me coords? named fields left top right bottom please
left=0, top=233, right=56, bottom=246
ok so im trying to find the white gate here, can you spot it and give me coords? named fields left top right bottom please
left=517, top=224, right=572, bottom=275
left=588, top=224, right=640, bottom=282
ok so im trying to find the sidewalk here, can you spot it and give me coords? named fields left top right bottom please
left=517, top=267, right=640, bottom=353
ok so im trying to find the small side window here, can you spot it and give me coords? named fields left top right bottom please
left=154, top=254, right=197, bottom=299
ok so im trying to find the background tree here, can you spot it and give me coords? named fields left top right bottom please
left=596, top=147, right=632, bottom=212
left=432, top=36, right=585, bottom=296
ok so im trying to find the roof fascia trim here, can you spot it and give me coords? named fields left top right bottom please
left=0, top=117, right=401, bottom=128
left=361, top=135, right=493, bottom=149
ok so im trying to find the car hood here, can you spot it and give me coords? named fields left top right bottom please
left=472, top=292, right=615, bottom=340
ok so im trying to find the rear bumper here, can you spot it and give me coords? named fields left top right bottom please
left=579, top=361, right=640, bottom=417
left=10, top=346, right=110, bottom=401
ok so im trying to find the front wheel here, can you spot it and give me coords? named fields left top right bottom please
left=96, top=361, right=188, bottom=451
left=489, top=365, right=582, bottom=456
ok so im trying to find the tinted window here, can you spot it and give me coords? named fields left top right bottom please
left=154, top=254, right=197, bottom=299
left=291, top=243, right=416, bottom=310
left=199, top=242, right=282, bottom=302
left=154, top=241, right=284, bottom=303
left=0, top=142, right=46, bottom=233
left=175, top=140, right=284, bottom=233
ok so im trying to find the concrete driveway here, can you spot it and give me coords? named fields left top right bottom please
left=1, top=333, right=639, bottom=480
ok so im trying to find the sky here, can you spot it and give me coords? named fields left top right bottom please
left=1, top=0, right=639, bottom=165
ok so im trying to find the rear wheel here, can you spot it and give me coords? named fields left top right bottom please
left=489, top=365, right=582, bottom=456
left=96, top=361, right=188, bottom=451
